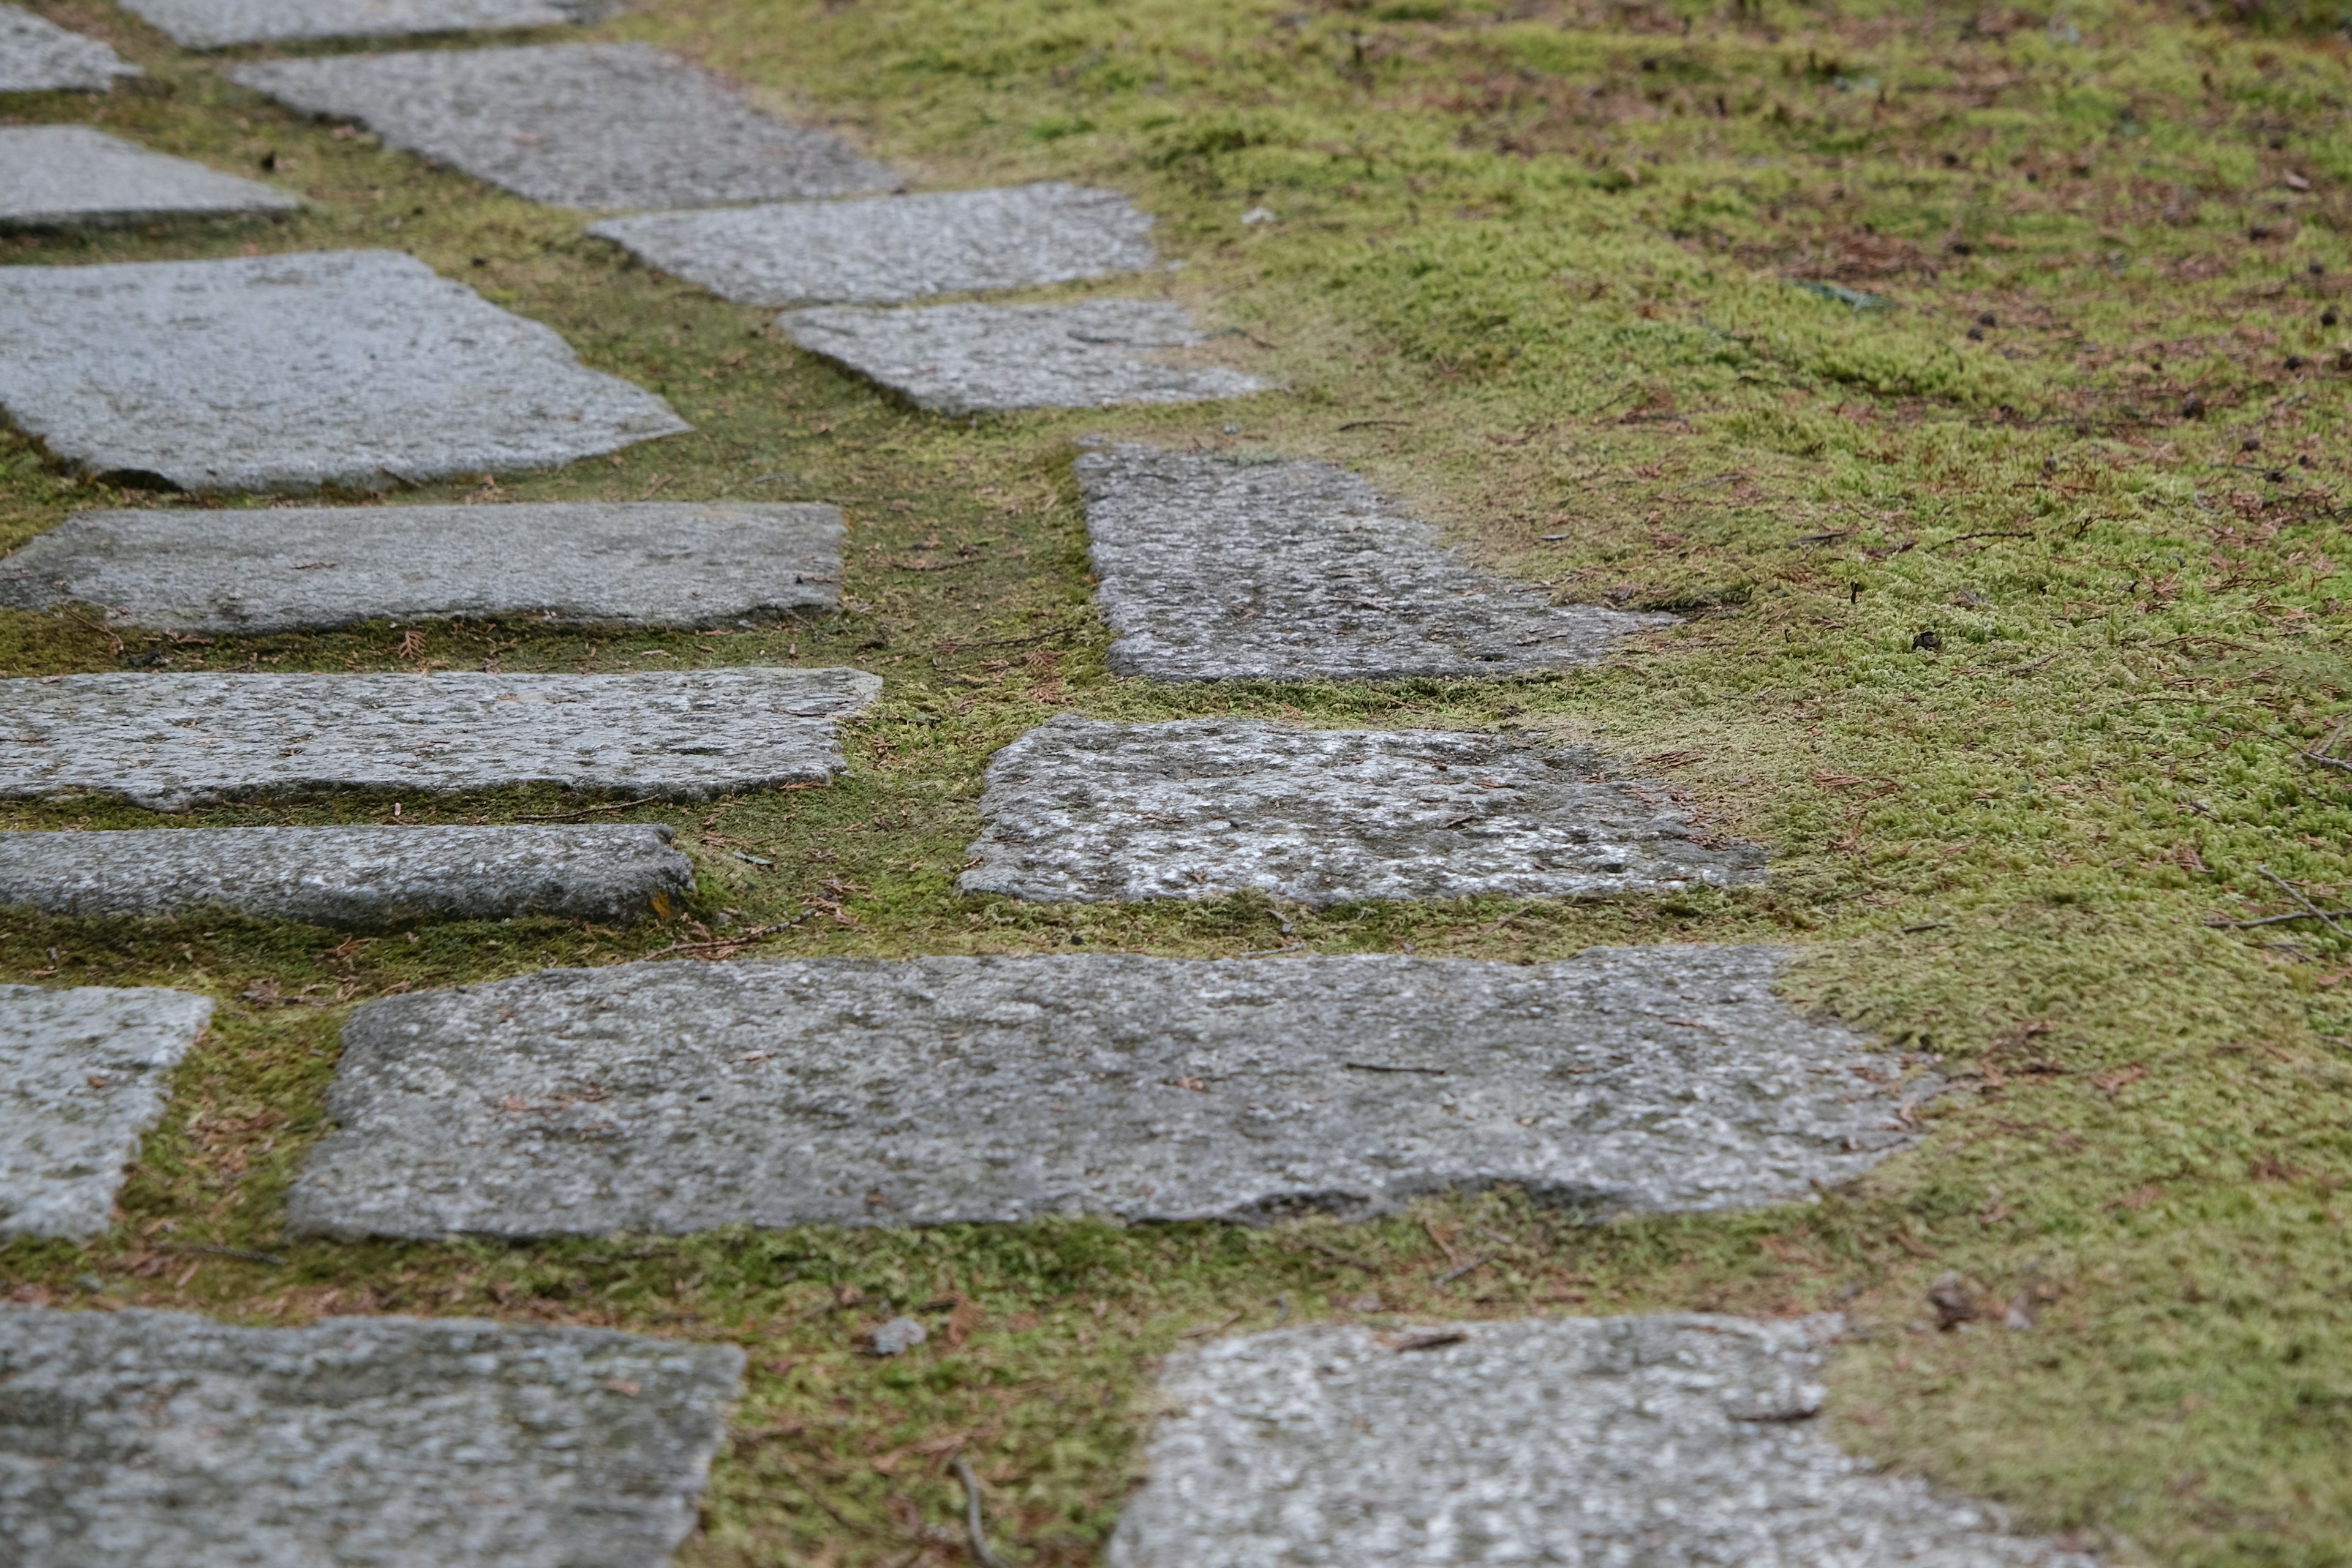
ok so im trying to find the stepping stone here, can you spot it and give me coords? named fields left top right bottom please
left=0, top=501, right=844, bottom=632
left=285, top=945, right=1918, bottom=1238
left=0, top=126, right=296, bottom=230
left=232, top=43, right=895, bottom=211
left=1, top=984, right=211, bottom=1240
left=0, top=668, right=880, bottom=812
left=0, top=1306, right=744, bottom=1568
left=0, top=251, right=685, bottom=493
left=778, top=300, right=1270, bottom=414
left=1082, top=443, right=1665, bottom=681
left=122, top=0, right=579, bottom=49
left=0, top=3, right=137, bottom=93
left=0, top=824, right=693, bottom=927
left=1109, top=1314, right=2095, bottom=1567
left=589, top=183, right=1158, bottom=306
left=960, top=714, right=1766, bottom=905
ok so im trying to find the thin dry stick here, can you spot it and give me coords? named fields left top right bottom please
left=61, top=608, right=123, bottom=654
left=514, top=796, right=662, bottom=822
left=2260, top=864, right=2348, bottom=938
left=952, top=1456, right=1009, bottom=1568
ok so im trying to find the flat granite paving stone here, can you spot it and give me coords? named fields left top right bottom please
left=1109, top=1314, right=2097, bottom=1567
left=0, top=825, right=693, bottom=927
left=589, top=183, right=1158, bottom=306
left=284, top=946, right=1921, bottom=1238
left=232, top=43, right=895, bottom=210
left=0, top=500, right=844, bottom=631
left=123, top=0, right=580, bottom=48
left=1, top=984, right=212, bottom=1240
left=778, top=299, right=1270, bottom=414
left=0, top=126, right=296, bottom=230
left=959, top=714, right=1766, bottom=905
left=0, top=250, right=686, bottom=492
left=0, top=1305, right=744, bottom=1568
left=0, top=668, right=880, bottom=811
left=0, top=4, right=137, bottom=92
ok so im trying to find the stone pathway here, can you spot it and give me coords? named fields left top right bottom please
left=0, top=4, right=137, bottom=92
left=0, top=500, right=843, bottom=632
left=232, top=43, right=896, bottom=211
left=286, top=946, right=1915, bottom=1238
left=0, top=1306, right=744, bottom=1568
left=0, top=668, right=879, bottom=810
left=1, top=984, right=212, bottom=1240
left=959, top=714, right=1764, bottom=905
left=123, top=0, right=580, bottom=48
left=0, top=126, right=296, bottom=230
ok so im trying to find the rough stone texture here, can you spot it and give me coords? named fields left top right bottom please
left=590, top=184, right=1158, bottom=306
left=0, top=825, right=694, bottom=927
left=0, top=1306, right=744, bottom=1568
left=778, top=300, right=1270, bottom=414
left=285, top=946, right=1920, bottom=1238
left=0, top=126, right=296, bottom=229
left=233, top=44, right=895, bottom=210
left=0, top=251, right=687, bottom=492
left=1082, top=443, right=1667, bottom=681
left=960, top=715, right=1766, bottom=905
left=0, top=668, right=880, bottom=811
left=122, top=0, right=580, bottom=48
left=1, top=985, right=212, bottom=1240
left=1110, top=1314, right=2098, bottom=1568
left=0, top=4, right=137, bottom=92
left=0, top=501, right=843, bottom=631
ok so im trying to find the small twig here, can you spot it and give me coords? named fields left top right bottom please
left=515, top=796, right=663, bottom=822
left=2260, top=865, right=2346, bottom=937
left=2207, top=909, right=2352, bottom=929
left=1926, top=530, right=2037, bottom=552
left=1899, top=922, right=1950, bottom=934
left=1337, top=418, right=1412, bottom=431
left=62, top=609, right=124, bottom=654
left=952, top=1456, right=1009, bottom=1568
left=1289, top=1240, right=1378, bottom=1272
left=162, top=1242, right=285, bottom=1267
left=1180, top=1311, right=1244, bottom=1340
left=641, top=911, right=816, bottom=959
left=1434, top=1252, right=1498, bottom=1287
left=1343, top=1061, right=1447, bottom=1075
left=2297, top=749, right=2352, bottom=774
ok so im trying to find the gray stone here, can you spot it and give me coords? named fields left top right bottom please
left=1, top=984, right=212, bottom=1240
left=0, top=668, right=880, bottom=812
left=777, top=300, right=1270, bottom=415
left=232, top=44, right=895, bottom=211
left=0, top=250, right=687, bottom=493
left=1082, top=443, right=1666, bottom=681
left=0, top=4, right=136, bottom=92
left=0, top=825, right=693, bottom=927
left=960, top=715, right=1766, bottom=905
left=123, top=0, right=579, bottom=48
left=0, top=502, right=843, bottom=632
left=869, top=1317, right=925, bottom=1355
left=1110, top=1314, right=2096, bottom=1567
left=0, top=127, right=296, bottom=230
left=0, top=1306, right=744, bottom=1568
left=285, top=946, right=1916, bottom=1238
left=589, top=183, right=1157, bottom=306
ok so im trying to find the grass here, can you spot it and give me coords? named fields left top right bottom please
left=6, top=0, right=2352, bottom=1561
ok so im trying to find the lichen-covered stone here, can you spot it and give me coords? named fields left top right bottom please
left=0, top=4, right=137, bottom=92
left=123, top=0, right=578, bottom=48
left=0, top=127, right=296, bottom=230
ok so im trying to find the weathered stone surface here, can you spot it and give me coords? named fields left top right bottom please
left=0, top=4, right=136, bottom=92
left=1082, top=443, right=1665, bottom=681
left=0, top=502, right=843, bottom=631
left=778, top=300, right=1269, bottom=414
left=1, top=984, right=212, bottom=1240
left=1111, top=1314, right=2096, bottom=1567
left=590, top=184, right=1157, bottom=306
left=0, top=825, right=693, bottom=927
left=0, top=250, right=686, bottom=492
left=233, top=44, right=895, bottom=210
left=123, top=0, right=579, bottom=48
left=286, top=946, right=1917, bottom=1238
left=0, top=126, right=296, bottom=230
left=0, top=1306, right=744, bottom=1568
left=960, top=715, right=1766, bottom=905
left=0, top=668, right=880, bottom=812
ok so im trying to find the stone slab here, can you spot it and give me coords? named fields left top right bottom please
left=0, top=250, right=686, bottom=493
left=0, top=501, right=844, bottom=631
left=0, top=668, right=880, bottom=812
left=0, top=126, right=296, bottom=230
left=0, top=825, right=693, bottom=927
left=285, top=946, right=1919, bottom=1238
left=0, top=1306, right=744, bottom=1568
left=777, top=300, right=1269, bottom=415
left=123, top=0, right=579, bottom=48
left=1, top=984, right=212, bottom=1240
left=959, top=715, right=1766, bottom=905
left=1082, top=443, right=1666, bottom=681
left=589, top=183, right=1158, bottom=306
left=232, top=44, right=895, bottom=210
left=1109, top=1314, right=2097, bottom=1567
left=0, top=4, right=136, bottom=93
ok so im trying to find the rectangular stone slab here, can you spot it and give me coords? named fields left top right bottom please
left=0, top=249, right=686, bottom=493
left=233, top=44, right=895, bottom=210
left=778, top=300, right=1270, bottom=414
left=1, top=984, right=212, bottom=1240
left=589, top=183, right=1158, bottom=306
left=285, top=946, right=1918, bottom=1238
left=1109, top=1315, right=2095, bottom=1568
left=0, top=4, right=137, bottom=92
left=1082, top=443, right=1667, bottom=680
left=0, top=1306, right=744, bottom=1568
left=0, top=825, right=693, bottom=927
left=0, top=501, right=844, bottom=631
left=123, top=0, right=579, bottom=48
left=0, top=126, right=296, bottom=229
left=0, top=668, right=880, bottom=811
left=960, top=714, right=1766, bottom=905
